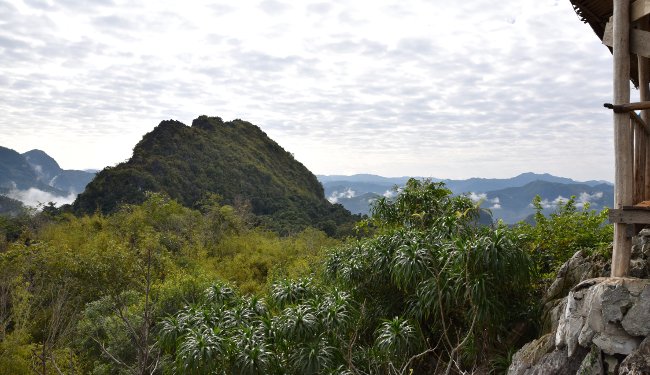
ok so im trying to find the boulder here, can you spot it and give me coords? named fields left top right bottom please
left=629, top=229, right=650, bottom=278
left=509, top=234, right=650, bottom=375
left=575, top=345, right=604, bottom=375
left=510, top=277, right=650, bottom=374
left=507, top=333, right=555, bottom=375
left=619, top=336, right=650, bottom=374
left=621, top=284, right=650, bottom=337
left=544, top=250, right=605, bottom=304
left=540, top=250, right=608, bottom=335
left=525, top=346, right=588, bottom=375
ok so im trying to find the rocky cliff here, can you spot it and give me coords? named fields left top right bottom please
left=508, top=230, right=650, bottom=374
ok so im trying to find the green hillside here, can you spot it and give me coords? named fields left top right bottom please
left=73, top=116, right=357, bottom=235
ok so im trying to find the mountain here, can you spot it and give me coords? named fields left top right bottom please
left=317, top=174, right=413, bottom=184
left=22, top=149, right=95, bottom=193
left=0, top=146, right=62, bottom=194
left=318, top=175, right=412, bottom=210
left=73, top=116, right=358, bottom=236
left=317, top=173, right=614, bottom=222
left=22, top=149, right=62, bottom=183
left=0, top=195, right=25, bottom=216
left=0, top=146, right=96, bottom=208
left=482, top=180, right=613, bottom=223
left=0, top=146, right=40, bottom=190
left=332, top=192, right=382, bottom=215
left=441, top=172, right=609, bottom=193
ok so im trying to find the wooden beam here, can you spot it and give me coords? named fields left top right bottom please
left=603, top=21, right=650, bottom=59
left=612, top=0, right=633, bottom=278
left=629, top=111, right=650, bottom=134
left=632, top=0, right=650, bottom=22
left=609, top=208, right=650, bottom=224
left=604, top=101, right=650, bottom=112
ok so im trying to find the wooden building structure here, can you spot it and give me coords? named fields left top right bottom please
left=569, top=0, right=650, bottom=276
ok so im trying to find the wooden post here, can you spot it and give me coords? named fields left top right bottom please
left=612, top=0, right=633, bottom=277
left=640, top=19, right=650, bottom=200
left=634, top=16, right=647, bottom=203
left=635, top=123, right=644, bottom=202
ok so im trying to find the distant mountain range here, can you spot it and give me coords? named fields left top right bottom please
left=317, top=173, right=614, bottom=223
left=0, top=139, right=614, bottom=226
left=0, top=146, right=96, bottom=209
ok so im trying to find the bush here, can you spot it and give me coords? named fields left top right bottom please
left=513, top=195, right=613, bottom=282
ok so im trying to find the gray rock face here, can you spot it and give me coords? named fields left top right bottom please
left=630, top=229, right=650, bottom=278
left=540, top=250, right=609, bottom=336
left=544, top=250, right=605, bottom=304
left=511, top=277, right=650, bottom=374
left=621, top=284, right=650, bottom=337
left=509, top=232, right=650, bottom=375
left=507, top=336, right=588, bottom=375
left=507, top=334, right=554, bottom=375
left=525, top=347, right=588, bottom=375
left=619, top=336, right=650, bottom=374
left=576, top=346, right=604, bottom=375
left=558, top=278, right=648, bottom=356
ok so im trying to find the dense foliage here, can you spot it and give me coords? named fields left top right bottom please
left=158, top=180, right=535, bottom=374
left=73, top=116, right=358, bottom=236
left=0, top=180, right=614, bottom=374
left=0, top=193, right=337, bottom=374
left=513, top=195, right=613, bottom=283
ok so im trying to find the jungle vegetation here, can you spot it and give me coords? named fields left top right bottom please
left=0, top=178, right=613, bottom=374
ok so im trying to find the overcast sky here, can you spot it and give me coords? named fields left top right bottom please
left=0, top=0, right=626, bottom=181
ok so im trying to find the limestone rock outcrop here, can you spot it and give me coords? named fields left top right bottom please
left=508, top=230, right=650, bottom=375
left=510, top=278, right=650, bottom=374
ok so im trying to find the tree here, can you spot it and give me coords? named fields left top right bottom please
left=326, top=179, right=534, bottom=372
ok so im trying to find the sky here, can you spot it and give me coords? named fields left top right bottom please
left=0, top=0, right=626, bottom=181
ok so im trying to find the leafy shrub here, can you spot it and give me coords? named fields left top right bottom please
left=513, top=195, right=613, bottom=282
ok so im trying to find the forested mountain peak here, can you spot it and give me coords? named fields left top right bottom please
left=22, top=149, right=63, bottom=184
left=73, top=116, right=355, bottom=235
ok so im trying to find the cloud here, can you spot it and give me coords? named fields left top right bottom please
left=306, top=2, right=332, bottom=14
left=327, top=188, right=356, bottom=203
left=576, top=191, right=603, bottom=208
left=531, top=191, right=604, bottom=210
left=92, top=14, right=139, bottom=30
left=468, top=192, right=487, bottom=203
left=259, top=0, right=289, bottom=15
left=6, top=188, right=77, bottom=208
left=468, top=192, right=500, bottom=207
left=383, top=188, right=402, bottom=199
left=0, top=0, right=619, bottom=181
left=208, top=3, right=236, bottom=15
left=532, top=195, right=570, bottom=209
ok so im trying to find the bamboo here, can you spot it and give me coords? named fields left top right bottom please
left=612, top=0, right=632, bottom=278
